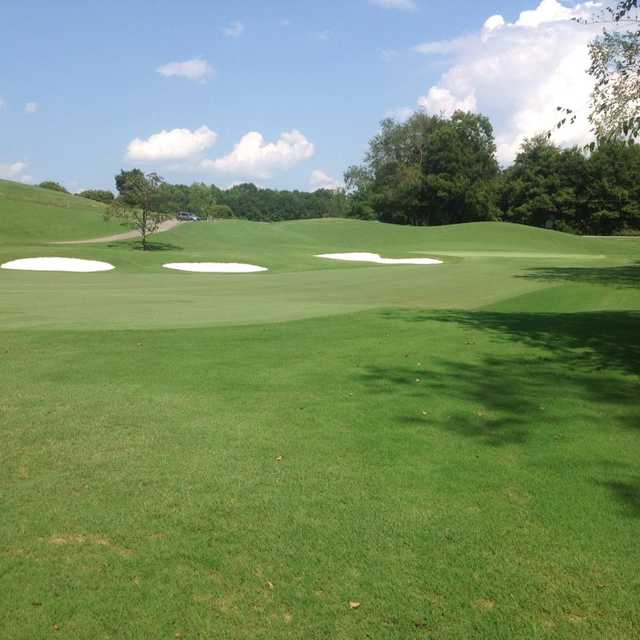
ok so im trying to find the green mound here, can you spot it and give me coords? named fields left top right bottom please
left=0, top=179, right=123, bottom=244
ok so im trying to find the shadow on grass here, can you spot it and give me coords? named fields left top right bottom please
left=108, top=240, right=183, bottom=252
left=359, top=309, right=640, bottom=517
left=360, top=309, right=639, bottom=447
left=383, top=309, right=640, bottom=377
left=600, top=478, right=640, bottom=518
left=358, top=357, right=548, bottom=446
left=519, top=262, right=640, bottom=289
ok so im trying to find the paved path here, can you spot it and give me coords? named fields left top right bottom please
left=50, top=219, right=183, bottom=245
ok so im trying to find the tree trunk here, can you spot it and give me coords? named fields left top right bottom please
left=141, top=210, right=147, bottom=251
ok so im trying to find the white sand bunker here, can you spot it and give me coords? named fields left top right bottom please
left=163, top=262, right=268, bottom=273
left=316, top=252, right=442, bottom=266
left=1, top=257, right=114, bottom=272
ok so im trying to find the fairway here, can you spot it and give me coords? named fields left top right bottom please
left=1, top=182, right=639, bottom=639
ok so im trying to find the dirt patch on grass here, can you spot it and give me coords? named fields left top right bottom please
left=565, top=611, right=589, bottom=624
left=48, top=534, right=134, bottom=557
left=472, top=598, right=496, bottom=612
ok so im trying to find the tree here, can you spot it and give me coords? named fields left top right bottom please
left=38, top=181, right=68, bottom=193
left=115, top=169, right=145, bottom=203
left=205, top=204, right=234, bottom=219
left=580, top=140, right=640, bottom=234
left=344, top=111, right=500, bottom=226
left=557, top=1, right=639, bottom=145
left=589, top=1, right=640, bottom=143
left=107, top=171, right=168, bottom=250
left=186, top=182, right=217, bottom=217
left=78, top=189, right=114, bottom=204
left=501, top=135, right=586, bottom=231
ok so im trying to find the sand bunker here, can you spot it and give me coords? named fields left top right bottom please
left=1, top=257, right=115, bottom=272
left=316, top=252, right=442, bottom=265
left=163, top=262, right=268, bottom=273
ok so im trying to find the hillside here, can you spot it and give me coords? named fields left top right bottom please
left=0, top=179, right=123, bottom=244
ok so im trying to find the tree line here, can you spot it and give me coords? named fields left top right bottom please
left=82, top=170, right=348, bottom=222
left=345, top=112, right=640, bottom=236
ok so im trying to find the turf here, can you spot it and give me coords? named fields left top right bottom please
left=1, top=181, right=639, bottom=639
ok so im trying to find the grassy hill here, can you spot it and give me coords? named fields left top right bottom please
left=1, top=180, right=639, bottom=639
left=0, top=179, right=123, bottom=244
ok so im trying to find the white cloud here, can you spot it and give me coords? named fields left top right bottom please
left=309, top=169, right=342, bottom=191
left=483, top=15, right=506, bottom=34
left=370, top=0, right=416, bottom=9
left=157, top=58, right=213, bottom=82
left=514, top=0, right=596, bottom=27
left=0, top=161, right=33, bottom=183
left=222, top=21, right=244, bottom=38
left=414, top=0, right=602, bottom=164
left=0, top=97, right=5, bottom=110
left=24, top=102, right=39, bottom=113
left=204, top=130, right=315, bottom=179
left=126, top=126, right=218, bottom=163
left=418, top=87, right=477, bottom=115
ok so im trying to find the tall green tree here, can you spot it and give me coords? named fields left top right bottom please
left=580, top=141, right=640, bottom=234
left=345, top=111, right=500, bottom=226
left=501, top=136, right=586, bottom=231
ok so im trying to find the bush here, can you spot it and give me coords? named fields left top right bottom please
left=38, top=181, right=68, bottom=193
left=206, top=204, right=234, bottom=219
left=78, top=189, right=115, bottom=204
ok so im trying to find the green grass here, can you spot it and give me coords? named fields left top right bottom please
left=1, top=180, right=639, bottom=638
left=0, top=179, right=123, bottom=244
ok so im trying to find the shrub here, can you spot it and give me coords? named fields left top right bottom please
left=38, top=181, right=68, bottom=193
left=78, top=189, right=115, bottom=204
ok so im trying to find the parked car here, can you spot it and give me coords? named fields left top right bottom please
left=176, top=211, right=201, bottom=221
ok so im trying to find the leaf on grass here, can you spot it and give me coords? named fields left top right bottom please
left=349, top=601, right=361, bottom=610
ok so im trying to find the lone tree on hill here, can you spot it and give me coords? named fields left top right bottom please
left=107, top=170, right=168, bottom=251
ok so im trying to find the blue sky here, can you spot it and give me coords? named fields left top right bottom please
left=0, top=0, right=597, bottom=192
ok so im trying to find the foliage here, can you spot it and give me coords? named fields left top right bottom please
left=502, top=136, right=640, bottom=235
left=141, top=178, right=347, bottom=222
left=347, top=109, right=640, bottom=235
left=501, top=135, right=587, bottom=231
left=205, top=204, right=234, bottom=219
left=345, top=111, right=500, bottom=226
left=580, top=140, right=640, bottom=234
left=589, top=26, right=640, bottom=143
left=558, top=1, right=640, bottom=145
left=108, top=171, right=168, bottom=250
left=78, top=189, right=115, bottom=204
left=37, top=180, right=68, bottom=193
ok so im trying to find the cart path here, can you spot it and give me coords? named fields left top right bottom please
left=49, top=219, right=184, bottom=244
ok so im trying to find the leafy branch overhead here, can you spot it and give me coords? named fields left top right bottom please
left=557, top=0, right=640, bottom=145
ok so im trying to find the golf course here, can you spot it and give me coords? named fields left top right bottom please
left=0, top=178, right=638, bottom=638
